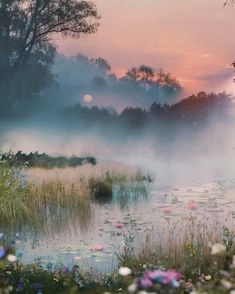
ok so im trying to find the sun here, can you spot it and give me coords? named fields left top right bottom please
left=83, top=94, right=93, bottom=103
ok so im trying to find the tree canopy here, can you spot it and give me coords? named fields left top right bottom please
left=0, top=0, right=100, bottom=113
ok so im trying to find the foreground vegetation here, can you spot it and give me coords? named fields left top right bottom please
left=1, top=154, right=235, bottom=293
left=1, top=229, right=235, bottom=293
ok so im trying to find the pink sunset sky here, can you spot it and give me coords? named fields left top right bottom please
left=57, top=0, right=235, bottom=96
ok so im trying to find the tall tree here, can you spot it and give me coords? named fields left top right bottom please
left=0, top=0, right=100, bottom=113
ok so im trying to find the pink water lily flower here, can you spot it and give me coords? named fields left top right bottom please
left=115, top=222, right=123, bottom=229
left=160, top=207, right=171, bottom=214
left=186, top=200, right=198, bottom=210
left=91, top=244, right=104, bottom=251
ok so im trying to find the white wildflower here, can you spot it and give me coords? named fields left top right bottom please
left=221, top=279, right=232, bottom=289
left=211, top=243, right=226, bottom=255
left=118, top=267, right=132, bottom=276
left=205, top=275, right=212, bottom=281
left=128, top=283, right=137, bottom=293
left=7, top=254, right=17, bottom=263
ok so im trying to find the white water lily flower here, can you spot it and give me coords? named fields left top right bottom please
left=118, top=267, right=132, bottom=276
left=211, top=243, right=226, bottom=255
left=230, top=291, right=235, bottom=294
left=7, top=254, right=17, bottom=263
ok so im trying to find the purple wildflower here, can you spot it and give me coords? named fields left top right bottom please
left=0, top=246, right=6, bottom=259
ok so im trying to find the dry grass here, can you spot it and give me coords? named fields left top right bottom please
left=118, top=215, right=226, bottom=280
left=25, top=162, right=150, bottom=184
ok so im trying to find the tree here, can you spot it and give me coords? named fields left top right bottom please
left=124, top=65, right=181, bottom=91
left=125, top=65, right=155, bottom=85
left=91, top=57, right=111, bottom=75
left=157, top=69, right=181, bottom=90
left=0, top=0, right=100, bottom=113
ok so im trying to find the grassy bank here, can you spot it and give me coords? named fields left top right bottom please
left=1, top=232, right=235, bottom=293
left=0, top=159, right=152, bottom=231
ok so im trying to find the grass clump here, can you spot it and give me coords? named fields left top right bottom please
left=0, top=159, right=32, bottom=227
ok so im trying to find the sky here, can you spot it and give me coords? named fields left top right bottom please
left=57, top=0, right=235, bottom=96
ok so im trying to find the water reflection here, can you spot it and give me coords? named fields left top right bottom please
left=3, top=177, right=235, bottom=273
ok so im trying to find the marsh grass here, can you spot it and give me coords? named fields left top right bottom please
left=0, top=161, right=32, bottom=228
left=116, top=216, right=231, bottom=281
left=9, top=163, right=151, bottom=231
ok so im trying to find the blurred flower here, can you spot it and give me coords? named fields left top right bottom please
left=221, top=279, right=232, bottom=289
left=205, top=275, right=211, bottom=281
left=92, top=244, right=104, bottom=251
left=0, top=246, right=7, bottom=259
left=127, top=282, right=138, bottom=293
left=115, top=222, right=123, bottom=229
left=186, top=200, right=198, bottom=210
left=138, top=276, right=153, bottom=289
left=119, top=267, right=132, bottom=276
left=7, top=254, right=17, bottom=262
left=211, top=243, right=226, bottom=255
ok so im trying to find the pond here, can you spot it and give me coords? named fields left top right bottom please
left=7, top=173, right=235, bottom=274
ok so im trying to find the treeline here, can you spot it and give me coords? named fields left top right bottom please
left=63, top=91, right=234, bottom=132
left=53, top=55, right=182, bottom=109
left=1, top=152, right=97, bottom=169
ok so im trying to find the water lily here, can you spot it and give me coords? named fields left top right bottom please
left=92, top=244, right=104, bottom=251
left=160, top=207, right=171, bottom=214
left=186, top=200, right=198, bottom=210
left=118, top=267, right=132, bottom=276
left=211, top=243, right=226, bottom=255
left=115, top=222, right=123, bottom=229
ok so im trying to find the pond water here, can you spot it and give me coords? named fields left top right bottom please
left=11, top=174, right=235, bottom=274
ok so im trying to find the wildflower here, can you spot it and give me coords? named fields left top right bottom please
left=127, top=283, right=138, bottom=293
left=211, top=243, right=226, bottom=255
left=7, top=254, right=17, bottom=262
left=221, top=279, right=232, bottom=289
left=119, top=267, right=132, bottom=276
left=204, top=275, right=211, bottom=281
left=147, top=269, right=181, bottom=286
left=0, top=246, right=7, bottom=259
left=138, top=275, right=153, bottom=289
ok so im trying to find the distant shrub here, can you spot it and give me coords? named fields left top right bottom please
left=1, top=151, right=97, bottom=169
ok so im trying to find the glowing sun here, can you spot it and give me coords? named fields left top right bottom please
left=83, top=94, right=93, bottom=103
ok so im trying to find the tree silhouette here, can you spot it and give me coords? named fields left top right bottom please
left=0, top=0, right=100, bottom=112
